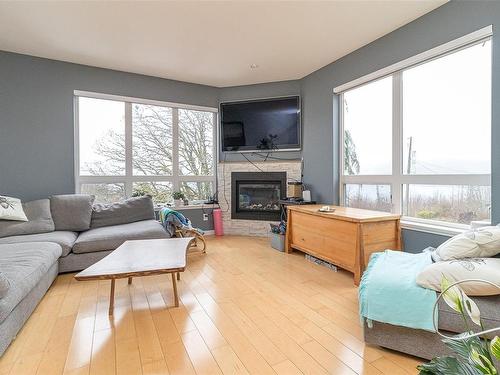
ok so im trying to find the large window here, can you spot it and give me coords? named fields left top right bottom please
left=340, top=37, right=491, bottom=230
left=75, top=92, right=217, bottom=205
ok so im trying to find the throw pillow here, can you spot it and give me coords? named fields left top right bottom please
left=50, top=194, right=95, bottom=231
left=0, top=196, right=27, bottom=221
left=0, top=199, right=55, bottom=238
left=433, top=232, right=480, bottom=261
left=90, top=195, right=155, bottom=228
left=0, top=272, right=10, bottom=299
left=471, top=226, right=500, bottom=257
left=416, top=257, right=500, bottom=296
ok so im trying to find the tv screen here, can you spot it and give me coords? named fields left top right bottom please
left=220, top=96, right=301, bottom=152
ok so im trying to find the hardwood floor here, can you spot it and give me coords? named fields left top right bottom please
left=0, top=236, right=423, bottom=375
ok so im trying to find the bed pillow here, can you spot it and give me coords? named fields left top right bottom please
left=0, top=199, right=55, bottom=238
left=471, top=226, right=500, bottom=257
left=50, top=194, right=95, bottom=231
left=90, top=195, right=155, bottom=229
left=0, top=196, right=27, bottom=221
left=433, top=232, right=480, bottom=261
left=416, top=257, right=500, bottom=296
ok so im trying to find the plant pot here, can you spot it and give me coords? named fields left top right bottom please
left=174, top=199, right=184, bottom=208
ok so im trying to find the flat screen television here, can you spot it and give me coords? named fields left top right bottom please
left=220, top=96, right=301, bottom=152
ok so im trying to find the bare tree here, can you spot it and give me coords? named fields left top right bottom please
left=85, top=104, right=214, bottom=202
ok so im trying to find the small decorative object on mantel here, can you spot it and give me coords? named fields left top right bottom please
left=172, top=192, right=185, bottom=208
left=287, top=181, right=303, bottom=199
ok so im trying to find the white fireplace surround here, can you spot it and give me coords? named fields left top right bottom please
left=217, top=160, right=302, bottom=236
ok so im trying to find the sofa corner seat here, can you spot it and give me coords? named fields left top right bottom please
left=0, top=242, right=61, bottom=354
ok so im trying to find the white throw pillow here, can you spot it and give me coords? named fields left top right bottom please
left=471, top=226, right=500, bottom=257
left=0, top=196, right=27, bottom=221
left=416, top=258, right=500, bottom=296
left=433, top=232, right=480, bottom=261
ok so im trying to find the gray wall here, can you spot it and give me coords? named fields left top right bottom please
left=177, top=208, right=214, bottom=231
left=218, top=80, right=302, bottom=163
left=0, top=51, right=219, bottom=201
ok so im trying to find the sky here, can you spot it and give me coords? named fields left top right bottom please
left=344, top=39, right=491, bottom=176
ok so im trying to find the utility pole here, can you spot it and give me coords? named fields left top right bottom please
left=405, top=136, right=413, bottom=214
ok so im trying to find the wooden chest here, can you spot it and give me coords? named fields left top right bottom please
left=285, top=205, right=401, bottom=285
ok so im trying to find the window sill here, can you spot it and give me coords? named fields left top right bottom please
left=155, top=204, right=217, bottom=211
left=401, top=220, right=466, bottom=237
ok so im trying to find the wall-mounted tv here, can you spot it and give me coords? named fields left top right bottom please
left=220, top=96, right=301, bottom=152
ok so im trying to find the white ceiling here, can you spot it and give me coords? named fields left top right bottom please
left=0, top=1, right=446, bottom=87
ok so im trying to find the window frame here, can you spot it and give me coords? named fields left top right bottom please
left=338, top=35, right=492, bottom=235
left=74, top=90, right=218, bottom=204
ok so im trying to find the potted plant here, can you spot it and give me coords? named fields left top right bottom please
left=172, top=191, right=185, bottom=208
left=418, top=277, right=500, bottom=374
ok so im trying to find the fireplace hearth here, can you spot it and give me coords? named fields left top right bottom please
left=231, top=172, right=286, bottom=221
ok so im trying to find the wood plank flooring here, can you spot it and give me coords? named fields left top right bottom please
left=0, top=236, right=423, bottom=374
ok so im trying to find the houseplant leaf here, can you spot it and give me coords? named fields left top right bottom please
left=443, top=333, right=489, bottom=362
left=491, top=337, right=500, bottom=361
left=463, top=295, right=482, bottom=326
left=470, top=349, right=498, bottom=375
left=441, top=276, right=464, bottom=314
left=418, top=356, right=482, bottom=375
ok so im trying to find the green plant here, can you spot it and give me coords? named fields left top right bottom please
left=418, top=277, right=500, bottom=375
left=173, top=191, right=185, bottom=200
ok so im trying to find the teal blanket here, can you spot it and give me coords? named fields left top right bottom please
left=359, top=250, right=437, bottom=332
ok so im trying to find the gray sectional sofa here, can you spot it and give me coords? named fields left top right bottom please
left=364, top=284, right=500, bottom=360
left=0, top=194, right=169, bottom=355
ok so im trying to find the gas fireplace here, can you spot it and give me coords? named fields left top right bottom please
left=231, top=172, right=286, bottom=221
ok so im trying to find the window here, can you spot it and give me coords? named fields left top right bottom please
left=340, top=36, right=491, bottom=230
left=75, top=92, right=217, bottom=205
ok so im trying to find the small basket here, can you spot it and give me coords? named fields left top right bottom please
left=270, top=232, right=285, bottom=252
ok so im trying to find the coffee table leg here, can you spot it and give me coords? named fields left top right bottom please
left=128, top=277, right=133, bottom=285
left=109, top=279, right=115, bottom=316
left=171, top=273, right=179, bottom=307
left=176, top=272, right=180, bottom=281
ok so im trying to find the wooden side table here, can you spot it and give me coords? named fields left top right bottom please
left=285, top=205, right=401, bottom=285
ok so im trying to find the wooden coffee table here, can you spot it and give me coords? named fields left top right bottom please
left=75, top=237, right=194, bottom=315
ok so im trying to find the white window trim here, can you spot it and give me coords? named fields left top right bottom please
left=334, top=25, right=492, bottom=94
left=338, top=31, right=492, bottom=236
left=74, top=91, right=218, bottom=202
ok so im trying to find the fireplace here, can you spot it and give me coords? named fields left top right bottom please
left=231, top=172, right=286, bottom=221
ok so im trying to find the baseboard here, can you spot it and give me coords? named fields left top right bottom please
left=203, top=230, right=215, bottom=235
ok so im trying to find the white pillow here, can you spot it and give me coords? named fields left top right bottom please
left=416, top=258, right=500, bottom=296
left=0, top=196, right=27, bottom=221
left=434, top=232, right=480, bottom=261
left=471, top=226, right=500, bottom=257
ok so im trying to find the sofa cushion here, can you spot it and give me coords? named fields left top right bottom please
left=91, top=195, right=155, bottom=229
left=0, top=231, right=78, bottom=257
left=50, top=194, right=95, bottom=231
left=73, top=220, right=168, bottom=254
left=0, top=242, right=61, bottom=323
left=438, top=294, right=500, bottom=335
left=0, top=199, right=54, bottom=238
left=0, top=273, right=9, bottom=299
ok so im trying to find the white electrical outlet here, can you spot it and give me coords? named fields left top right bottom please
left=203, top=213, right=209, bottom=221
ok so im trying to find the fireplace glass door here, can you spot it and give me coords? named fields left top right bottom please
left=237, top=181, right=281, bottom=213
